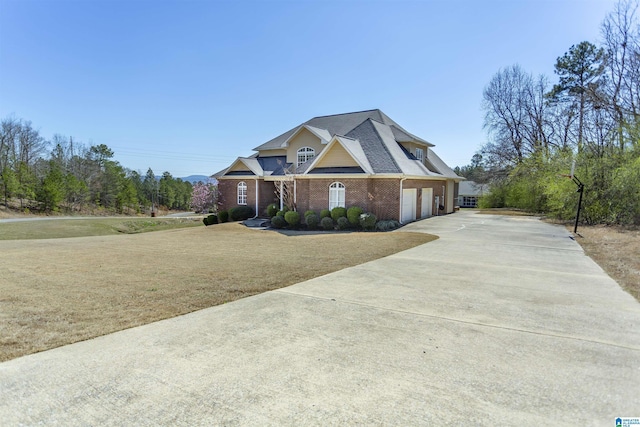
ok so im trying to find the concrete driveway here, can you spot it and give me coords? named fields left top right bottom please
left=1, top=211, right=638, bottom=425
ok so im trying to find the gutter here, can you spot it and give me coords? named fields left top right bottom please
left=253, top=178, right=259, bottom=218
left=399, top=176, right=407, bottom=224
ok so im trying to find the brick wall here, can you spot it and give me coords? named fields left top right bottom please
left=369, top=179, right=400, bottom=220
left=219, top=177, right=450, bottom=221
left=218, top=179, right=263, bottom=214
left=403, top=180, right=446, bottom=217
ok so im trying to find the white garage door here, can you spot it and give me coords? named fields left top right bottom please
left=402, top=188, right=417, bottom=223
left=421, top=188, right=433, bottom=218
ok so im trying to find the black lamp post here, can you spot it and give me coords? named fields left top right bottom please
left=571, top=175, right=584, bottom=234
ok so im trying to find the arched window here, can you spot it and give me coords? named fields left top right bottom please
left=328, top=182, right=345, bottom=210
left=237, top=181, right=247, bottom=205
left=297, top=147, right=315, bottom=167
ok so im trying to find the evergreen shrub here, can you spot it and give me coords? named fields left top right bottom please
left=306, top=213, right=319, bottom=229
left=320, top=216, right=334, bottom=230
left=229, top=205, right=255, bottom=221
left=337, top=216, right=350, bottom=230
left=271, top=215, right=286, bottom=229
left=359, top=213, right=377, bottom=231
left=347, top=206, right=363, bottom=226
left=331, top=207, right=347, bottom=221
left=284, top=211, right=301, bottom=226
left=266, top=203, right=278, bottom=217
left=375, top=220, right=401, bottom=231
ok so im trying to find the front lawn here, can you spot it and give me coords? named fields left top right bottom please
left=0, top=222, right=437, bottom=361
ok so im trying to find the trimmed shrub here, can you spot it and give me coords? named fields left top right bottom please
left=229, top=205, right=255, bottom=221
left=347, top=206, right=363, bottom=226
left=305, top=213, right=319, bottom=229
left=320, top=216, right=334, bottom=230
left=359, top=212, right=377, bottom=231
left=218, top=210, right=229, bottom=223
left=320, top=209, right=331, bottom=219
left=337, top=216, right=350, bottom=230
left=202, top=217, right=209, bottom=226
left=266, top=203, right=278, bottom=217
left=284, top=211, right=301, bottom=227
left=276, top=210, right=285, bottom=217
left=205, top=214, right=218, bottom=225
left=304, top=210, right=316, bottom=220
left=270, top=215, right=286, bottom=229
left=375, top=219, right=401, bottom=232
left=331, top=207, right=347, bottom=221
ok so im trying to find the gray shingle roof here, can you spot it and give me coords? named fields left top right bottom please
left=218, top=109, right=461, bottom=180
left=254, top=109, right=427, bottom=151
left=345, top=119, right=400, bottom=173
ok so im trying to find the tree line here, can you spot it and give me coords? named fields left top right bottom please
left=458, top=0, right=640, bottom=226
left=0, top=117, right=193, bottom=213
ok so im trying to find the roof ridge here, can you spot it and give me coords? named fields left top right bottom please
left=307, top=109, right=382, bottom=121
left=334, top=134, right=358, bottom=142
left=364, top=118, right=401, bottom=172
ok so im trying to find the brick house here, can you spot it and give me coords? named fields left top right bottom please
left=214, top=109, right=463, bottom=222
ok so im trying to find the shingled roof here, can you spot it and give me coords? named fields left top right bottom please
left=216, top=109, right=461, bottom=180
left=254, top=109, right=432, bottom=151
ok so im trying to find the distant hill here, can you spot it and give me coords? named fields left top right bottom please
left=153, top=175, right=215, bottom=184
left=181, top=175, right=216, bottom=184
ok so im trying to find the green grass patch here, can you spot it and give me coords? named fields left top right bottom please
left=0, top=218, right=203, bottom=240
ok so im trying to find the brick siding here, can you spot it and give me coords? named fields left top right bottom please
left=219, top=177, right=448, bottom=221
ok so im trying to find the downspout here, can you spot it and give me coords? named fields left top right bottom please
left=294, top=178, right=297, bottom=211
left=279, top=181, right=283, bottom=211
left=253, top=179, right=259, bottom=218
left=399, top=176, right=407, bottom=224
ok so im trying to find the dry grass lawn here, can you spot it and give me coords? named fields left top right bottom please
left=573, top=225, right=640, bottom=302
left=0, top=223, right=436, bottom=362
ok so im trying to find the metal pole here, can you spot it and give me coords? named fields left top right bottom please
left=572, top=176, right=584, bottom=234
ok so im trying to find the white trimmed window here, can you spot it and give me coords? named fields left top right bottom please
left=329, top=182, right=345, bottom=210
left=297, top=147, right=315, bottom=167
left=415, top=147, right=424, bottom=162
left=237, top=181, right=247, bottom=205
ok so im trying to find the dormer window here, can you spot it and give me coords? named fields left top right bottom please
left=415, top=147, right=424, bottom=162
left=297, top=147, right=315, bottom=167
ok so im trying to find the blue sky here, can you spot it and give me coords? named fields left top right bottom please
left=0, top=0, right=615, bottom=177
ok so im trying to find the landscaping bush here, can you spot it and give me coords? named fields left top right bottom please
left=305, top=213, right=319, bottom=229
left=304, top=210, right=316, bottom=220
left=203, top=214, right=218, bottom=226
left=337, top=216, right=350, bottom=230
left=331, top=207, right=347, bottom=221
left=320, top=216, right=334, bottom=230
left=270, top=215, right=286, bottom=229
left=359, top=212, right=377, bottom=231
left=347, top=206, right=363, bottom=226
left=284, top=211, right=301, bottom=227
left=320, top=209, right=331, bottom=219
left=229, top=205, right=255, bottom=221
left=375, top=219, right=401, bottom=232
left=276, top=210, right=285, bottom=217
left=218, top=210, right=229, bottom=223
left=266, top=203, right=278, bottom=218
